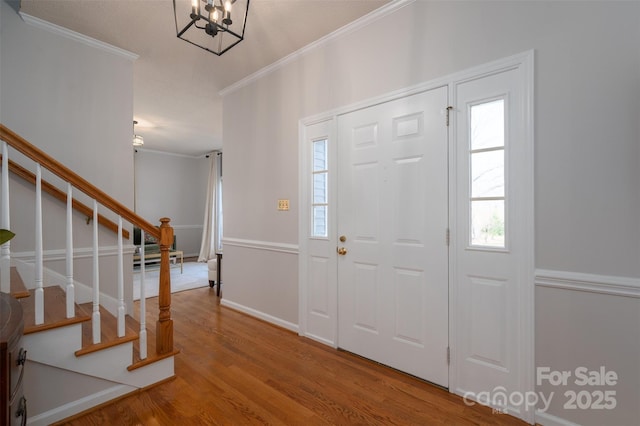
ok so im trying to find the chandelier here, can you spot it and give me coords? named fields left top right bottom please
left=173, top=0, right=250, bottom=56
left=133, top=120, right=144, bottom=146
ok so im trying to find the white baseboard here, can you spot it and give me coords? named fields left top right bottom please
left=220, top=298, right=299, bottom=333
left=27, top=384, right=135, bottom=426
left=535, top=410, right=580, bottom=426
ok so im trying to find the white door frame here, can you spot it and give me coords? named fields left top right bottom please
left=299, top=50, right=534, bottom=424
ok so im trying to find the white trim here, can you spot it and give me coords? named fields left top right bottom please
left=27, top=383, right=135, bottom=426
left=521, top=49, right=537, bottom=425
left=535, top=269, right=640, bottom=298
left=302, top=81, right=451, bottom=127
left=298, top=118, right=337, bottom=344
left=535, top=410, right=581, bottom=426
left=447, top=50, right=535, bottom=424
left=298, top=122, right=309, bottom=339
left=12, top=245, right=136, bottom=262
left=220, top=0, right=415, bottom=97
left=18, top=12, right=138, bottom=61
left=172, top=224, right=203, bottom=230
left=222, top=237, right=299, bottom=254
left=300, top=51, right=534, bottom=128
left=298, top=52, right=535, bottom=423
left=134, top=146, right=205, bottom=159
left=220, top=298, right=299, bottom=333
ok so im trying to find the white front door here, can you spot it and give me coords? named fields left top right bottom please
left=336, top=87, right=449, bottom=387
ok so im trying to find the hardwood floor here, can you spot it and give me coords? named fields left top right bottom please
left=58, top=287, right=527, bottom=425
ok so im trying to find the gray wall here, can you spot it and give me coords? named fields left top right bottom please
left=134, top=149, right=210, bottom=257
left=222, top=1, right=640, bottom=424
left=1, top=0, right=138, bottom=417
left=0, top=0, right=135, bottom=301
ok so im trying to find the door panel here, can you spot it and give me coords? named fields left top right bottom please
left=337, top=87, right=449, bottom=387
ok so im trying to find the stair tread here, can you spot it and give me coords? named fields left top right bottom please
left=20, top=286, right=90, bottom=334
left=75, top=302, right=138, bottom=356
left=10, top=267, right=30, bottom=299
left=126, top=315, right=180, bottom=371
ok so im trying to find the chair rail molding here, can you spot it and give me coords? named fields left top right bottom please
left=12, top=245, right=137, bottom=262
left=535, top=269, right=640, bottom=298
left=222, top=237, right=299, bottom=255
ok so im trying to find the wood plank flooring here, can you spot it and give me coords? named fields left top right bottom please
left=57, top=287, right=527, bottom=425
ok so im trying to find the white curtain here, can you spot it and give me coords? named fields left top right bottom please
left=198, top=153, right=221, bottom=261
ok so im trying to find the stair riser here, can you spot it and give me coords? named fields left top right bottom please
left=24, top=360, right=136, bottom=426
left=25, top=330, right=132, bottom=378
left=23, top=325, right=174, bottom=387
left=23, top=324, right=82, bottom=355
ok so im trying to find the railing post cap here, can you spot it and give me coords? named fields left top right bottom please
left=159, top=218, right=171, bottom=226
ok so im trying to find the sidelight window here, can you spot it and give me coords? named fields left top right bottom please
left=312, top=138, right=328, bottom=237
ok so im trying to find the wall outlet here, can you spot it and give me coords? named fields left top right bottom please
left=278, top=199, right=290, bottom=211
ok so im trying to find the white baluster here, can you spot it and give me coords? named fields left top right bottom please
left=139, top=229, right=147, bottom=359
left=0, top=141, right=10, bottom=293
left=66, top=183, right=75, bottom=318
left=92, top=199, right=101, bottom=344
left=34, top=164, right=44, bottom=325
left=117, top=216, right=125, bottom=337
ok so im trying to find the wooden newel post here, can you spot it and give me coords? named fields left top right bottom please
left=156, top=217, right=174, bottom=354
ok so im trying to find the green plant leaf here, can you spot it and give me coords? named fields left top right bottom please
left=0, top=229, right=15, bottom=245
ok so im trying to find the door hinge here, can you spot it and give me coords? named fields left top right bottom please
left=445, top=106, right=454, bottom=127
left=447, top=346, right=451, bottom=365
left=446, top=228, right=450, bottom=246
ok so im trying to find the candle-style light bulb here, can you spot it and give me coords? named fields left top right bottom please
left=212, top=8, right=219, bottom=22
left=191, top=0, right=200, bottom=18
left=223, top=0, right=232, bottom=25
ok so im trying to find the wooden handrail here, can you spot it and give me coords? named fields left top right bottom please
left=0, top=155, right=130, bottom=240
left=0, top=124, right=159, bottom=239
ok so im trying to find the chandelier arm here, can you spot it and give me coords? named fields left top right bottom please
left=194, top=21, right=229, bottom=33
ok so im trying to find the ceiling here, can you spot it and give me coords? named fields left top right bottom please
left=19, top=0, right=391, bottom=156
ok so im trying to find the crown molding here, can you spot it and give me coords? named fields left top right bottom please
left=134, top=146, right=212, bottom=159
left=219, top=0, right=415, bottom=97
left=19, top=12, right=139, bottom=61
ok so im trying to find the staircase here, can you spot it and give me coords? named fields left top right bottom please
left=1, top=125, right=178, bottom=425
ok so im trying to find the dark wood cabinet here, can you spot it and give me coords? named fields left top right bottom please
left=1, top=293, right=26, bottom=426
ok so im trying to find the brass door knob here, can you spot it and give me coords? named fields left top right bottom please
left=337, top=247, right=347, bottom=255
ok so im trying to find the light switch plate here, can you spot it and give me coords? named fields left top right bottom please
left=278, top=199, right=290, bottom=211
